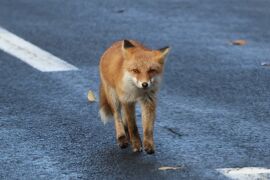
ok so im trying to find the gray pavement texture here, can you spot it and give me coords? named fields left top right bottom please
left=0, top=0, right=270, bottom=179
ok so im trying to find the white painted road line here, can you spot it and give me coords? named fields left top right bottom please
left=217, top=167, right=270, bottom=180
left=0, top=27, right=78, bottom=72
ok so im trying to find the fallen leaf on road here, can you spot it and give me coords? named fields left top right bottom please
left=87, top=90, right=96, bottom=102
left=231, top=39, right=247, bottom=46
left=261, top=62, right=270, bottom=66
left=158, top=166, right=184, bottom=171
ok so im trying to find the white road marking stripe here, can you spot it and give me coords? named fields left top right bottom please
left=217, top=167, right=270, bottom=180
left=0, top=27, right=78, bottom=72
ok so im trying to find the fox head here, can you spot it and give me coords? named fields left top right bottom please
left=122, top=40, right=170, bottom=90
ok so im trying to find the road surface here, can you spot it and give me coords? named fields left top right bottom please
left=0, top=0, right=270, bottom=179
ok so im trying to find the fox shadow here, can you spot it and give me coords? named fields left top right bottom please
left=97, top=145, right=165, bottom=179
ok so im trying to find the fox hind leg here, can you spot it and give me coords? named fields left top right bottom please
left=101, top=84, right=128, bottom=148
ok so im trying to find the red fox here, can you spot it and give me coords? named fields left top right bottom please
left=99, top=40, right=170, bottom=154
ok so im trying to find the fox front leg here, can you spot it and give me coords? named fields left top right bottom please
left=141, top=96, right=156, bottom=154
left=122, top=102, right=142, bottom=152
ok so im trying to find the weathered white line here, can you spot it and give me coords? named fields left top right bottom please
left=217, top=167, right=270, bottom=180
left=0, top=27, right=78, bottom=72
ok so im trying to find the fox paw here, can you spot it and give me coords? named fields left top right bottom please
left=144, top=141, right=155, bottom=154
left=117, top=135, right=129, bottom=149
left=131, top=139, right=142, bottom=153
left=132, top=146, right=142, bottom=152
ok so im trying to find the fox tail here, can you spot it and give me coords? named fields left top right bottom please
left=99, top=83, right=113, bottom=124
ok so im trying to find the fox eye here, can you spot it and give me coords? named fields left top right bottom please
left=131, top=69, right=140, bottom=73
left=148, top=69, right=157, bottom=74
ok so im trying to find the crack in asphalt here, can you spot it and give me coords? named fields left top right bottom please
left=163, top=126, right=183, bottom=138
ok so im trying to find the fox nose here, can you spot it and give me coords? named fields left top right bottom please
left=142, top=82, right=148, bottom=88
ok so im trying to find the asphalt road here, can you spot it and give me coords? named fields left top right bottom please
left=1, top=0, right=270, bottom=179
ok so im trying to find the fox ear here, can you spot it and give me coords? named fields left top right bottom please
left=123, top=40, right=135, bottom=50
left=122, top=40, right=135, bottom=59
left=158, top=46, right=170, bottom=64
left=159, top=46, right=170, bottom=57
